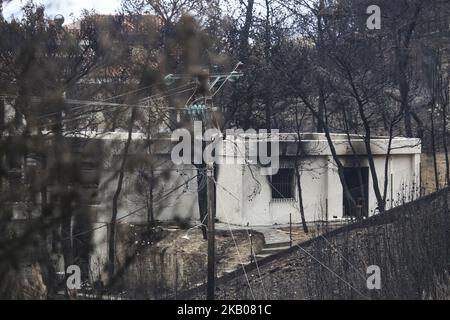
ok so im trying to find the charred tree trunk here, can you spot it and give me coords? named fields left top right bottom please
left=298, top=92, right=356, bottom=209
left=347, top=74, right=385, bottom=213
left=430, top=103, right=440, bottom=191
left=239, top=0, right=254, bottom=130
left=382, top=122, right=395, bottom=207
left=399, top=61, right=412, bottom=137
left=395, top=5, right=421, bottom=137
left=145, top=131, right=156, bottom=233
left=195, top=163, right=208, bottom=240
left=294, top=107, right=308, bottom=233
left=52, top=108, right=75, bottom=293
left=263, top=0, right=272, bottom=131
left=316, top=0, right=326, bottom=133
left=295, top=164, right=308, bottom=233
left=0, top=97, right=3, bottom=195
left=108, top=107, right=137, bottom=282
left=342, top=107, right=367, bottom=219
left=442, top=90, right=450, bottom=187
left=147, top=170, right=155, bottom=231
left=240, top=0, right=254, bottom=63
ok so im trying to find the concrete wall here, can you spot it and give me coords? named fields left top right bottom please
left=4, top=132, right=421, bottom=280
left=86, top=139, right=201, bottom=281
left=216, top=154, right=420, bottom=226
left=216, top=135, right=421, bottom=226
left=5, top=132, right=420, bottom=228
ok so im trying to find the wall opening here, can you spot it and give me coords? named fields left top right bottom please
left=270, top=168, right=295, bottom=199
left=343, top=167, right=369, bottom=218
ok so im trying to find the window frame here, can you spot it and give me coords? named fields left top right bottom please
left=270, top=167, right=296, bottom=201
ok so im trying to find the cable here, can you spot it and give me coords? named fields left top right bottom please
left=36, top=81, right=195, bottom=120
left=260, top=169, right=370, bottom=283
left=244, top=228, right=269, bottom=299
left=11, top=82, right=196, bottom=133
left=215, top=179, right=269, bottom=300
left=295, top=244, right=370, bottom=300
left=36, top=62, right=240, bottom=127
left=62, top=174, right=198, bottom=241
left=181, top=213, right=208, bottom=239
left=41, top=86, right=197, bottom=128
left=319, top=233, right=367, bottom=281
left=215, top=169, right=369, bottom=300
left=214, top=186, right=256, bottom=300
left=184, top=86, right=199, bottom=109
left=210, top=64, right=242, bottom=98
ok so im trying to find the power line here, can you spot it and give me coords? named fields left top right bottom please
left=0, top=82, right=197, bottom=131
left=62, top=174, right=198, bottom=241
left=214, top=183, right=256, bottom=300
left=214, top=167, right=369, bottom=300
left=214, top=179, right=268, bottom=300
left=41, top=83, right=196, bottom=119
left=40, top=86, right=197, bottom=128
left=295, top=244, right=370, bottom=300
left=155, top=63, right=244, bottom=300
left=319, top=233, right=367, bottom=281
left=245, top=227, right=269, bottom=300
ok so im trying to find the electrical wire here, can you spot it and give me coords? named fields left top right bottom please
left=214, top=181, right=256, bottom=300
left=210, top=63, right=243, bottom=98
left=41, top=86, right=197, bottom=128
left=295, top=244, right=370, bottom=300
left=214, top=178, right=268, bottom=300
left=34, top=82, right=195, bottom=120
left=62, top=174, right=198, bottom=241
left=214, top=170, right=368, bottom=300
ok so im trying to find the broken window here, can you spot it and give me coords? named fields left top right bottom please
left=270, top=168, right=295, bottom=199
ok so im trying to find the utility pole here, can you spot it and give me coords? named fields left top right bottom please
left=198, top=69, right=217, bottom=300
left=181, top=68, right=217, bottom=300
left=166, top=62, right=243, bottom=300
left=203, top=71, right=216, bottom=301
left=0, top=97, right=4, bottom=196
left=206, top=161, right=216, bottom=300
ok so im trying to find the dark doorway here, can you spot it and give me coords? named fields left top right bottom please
left=343, top=167, right=369, bottom=218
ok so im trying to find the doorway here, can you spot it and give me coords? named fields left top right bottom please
left=342, top=167, right=369, bottom=218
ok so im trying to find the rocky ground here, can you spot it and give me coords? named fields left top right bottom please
left=115, top=223, right=265, bottom=299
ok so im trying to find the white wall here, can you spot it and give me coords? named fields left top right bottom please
left=91, top=134, right=421, bottom=227
left=216, top=147, right=421, bottom=226
left=83, top=133, right=421, bottom=282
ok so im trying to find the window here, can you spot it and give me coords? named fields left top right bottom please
left=270, top=168, right=295, bottom=199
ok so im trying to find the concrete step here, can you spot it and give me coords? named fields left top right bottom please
left=254, top=253, right=271, bottom=261
left=223, top=269, right=236, bottom=275
left=264, top=241, right=292, bottom=249
left=260, top=246, right=291, bottom=255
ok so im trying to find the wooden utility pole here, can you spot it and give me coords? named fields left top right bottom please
left=206, top=162, right=216, bottom=300
left=204, top=64, right=243, bottom=299
left=196, top=69, right=217, bottom=301
left=0, top=97, right=4, bottom=195
left=170, top=63, right=243, bottom=300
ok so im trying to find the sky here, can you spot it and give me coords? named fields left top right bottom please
left=3, top=0, right=122, bottom=23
